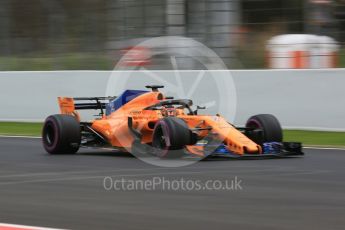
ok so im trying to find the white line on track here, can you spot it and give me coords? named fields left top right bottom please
left=0, top=223, right=66, bottom=230
left=0, top=135, right=41, bottom=139
left=304, top=146, right=345, bottom=151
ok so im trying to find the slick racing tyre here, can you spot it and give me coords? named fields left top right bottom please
left=152, top=117, right=192, bottom=158
left=42, top=114, right=81, bottom=154
left=245, top=114, right=283, bottom=145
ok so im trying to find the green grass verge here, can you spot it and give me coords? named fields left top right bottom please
left=284, top=130, right=345, bottom=148
left=0, top=122, right=43, bottom=137
left=0, top=122, right=344, bottom=147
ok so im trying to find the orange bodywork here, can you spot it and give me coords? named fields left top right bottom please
left=58, top=91, right=262, bottom=156
left=58, top=97, right=81, bottom=121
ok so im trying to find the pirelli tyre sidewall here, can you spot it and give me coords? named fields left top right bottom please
left=42, top=114, right=81, bottom=154
left=246, top=114, right=283, bottom=145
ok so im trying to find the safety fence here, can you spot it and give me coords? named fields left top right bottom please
left=0, top=69, right=344, bottom=131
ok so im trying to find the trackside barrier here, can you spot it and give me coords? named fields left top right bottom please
left=267, top=34, right=339, bottom=69
left=0, top=70, right=344, bottom=131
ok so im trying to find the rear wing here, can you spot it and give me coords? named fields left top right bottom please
left=58, top=97, right=115, bottom=120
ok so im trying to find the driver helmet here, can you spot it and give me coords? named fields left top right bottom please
left=162, top=105, right=177, bottom=117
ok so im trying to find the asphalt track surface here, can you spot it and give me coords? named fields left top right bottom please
left=0, top=137, right=344, bottom=230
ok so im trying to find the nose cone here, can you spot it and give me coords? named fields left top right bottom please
left=244, top=145, right=262, bottom=154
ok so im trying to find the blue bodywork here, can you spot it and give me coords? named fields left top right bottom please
left=262, top=142, right=283, bottom=154
left=210, top=142, right=283, bottom=156
left=106, top=90, right=148, bottom=115
left=193, top=140, right=303, bottom=158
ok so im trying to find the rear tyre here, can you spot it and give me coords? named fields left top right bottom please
left=42, top=114, right=81, bottom=154
left=152, top=117, right=192, bottom=158
left=245, top=114, right=283, bottom=145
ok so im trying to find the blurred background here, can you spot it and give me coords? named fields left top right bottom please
left=0, top=0, right=345, bottom=70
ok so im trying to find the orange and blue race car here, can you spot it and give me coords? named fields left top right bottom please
left=42, top=85, right=303, bottom=159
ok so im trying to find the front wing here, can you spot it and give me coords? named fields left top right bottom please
left=206, top=142, right=304, bottom=159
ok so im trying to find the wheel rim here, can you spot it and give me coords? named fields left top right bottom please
left=152, top=125, right=170, bottom=157
left=246, top=119, right=265, bottom=144
left=44, top=122, right=56, bottom=146
left=42, top=118, right=60, bottom=153
left=45, top=125, right=55, bottom=146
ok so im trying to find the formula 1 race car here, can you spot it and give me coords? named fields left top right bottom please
left=42, top=85, right=303, bottom=158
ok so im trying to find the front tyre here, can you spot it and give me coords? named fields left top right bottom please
left=42, top=114, right=81, bottom=154
left=152, top=117, right=192, bottom=158
left=245, top=114, right=283, bottom=145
